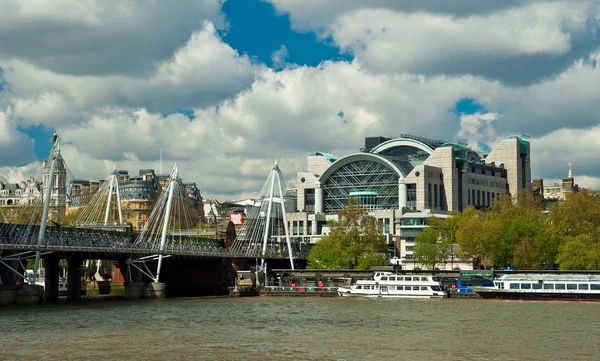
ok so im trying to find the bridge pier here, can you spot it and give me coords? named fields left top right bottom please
left=146, top=282, right=166, bottom=299
left=67, top=257, right=82, bottom=302
left=0, top=252, right=20, bottom=306
left=121, top=259, right=147, bottom=299
left=44, top=254, right=60, bottom=303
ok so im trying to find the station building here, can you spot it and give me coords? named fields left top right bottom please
left=286, top=134, right=532, bottom=270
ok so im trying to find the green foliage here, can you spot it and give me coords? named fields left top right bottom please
left=413, top=227, right=448, bottom=269
left=451, top=190, right=600, bottom=270
left=307, top=199, right=386, bottom=270
left=556, top=234, right=598, bottom=270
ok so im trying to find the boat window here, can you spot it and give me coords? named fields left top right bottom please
left=578, top=284, right=589, bottom=290
left=397, top=286, right=403, bottom=290
left=356, top=286, right=362, bottom=289
left=531, top=283, right=542, bottom=290
left=591, top=284, right=600, bottom=290
left=567, top=284, right=577, bottom=290
left=543, top=284, right=554, bottom=290
left=389, top=286, right=396, bottom=290
left=520, top=283, right=531, bottom=289
left=381, top=277, right=388, bottom=281
left=431, top=286, right=442, bottom=292
left=421, top=277, right=428, bottom=281
left=555, top=284, right=566, bottom=290
left=412, top=286, right=419, bottom=290
left=420, top=286, right=427, bottom=290
left=397, top=277, right=403, bottom=281
left=432, top=277, right=440, bottom=282
left=405, top=277, right=412, bottom=281
left=510, top=283, right=520, bottom=289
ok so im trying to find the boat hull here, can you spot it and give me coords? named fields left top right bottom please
left=337, top=287, right=446, bottom=299
left=472, top=288, right=600, bottom=301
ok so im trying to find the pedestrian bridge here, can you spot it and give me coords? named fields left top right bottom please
left=0, top=223, right=308, bottom=260
left=0, top=137, right=306, bottom=303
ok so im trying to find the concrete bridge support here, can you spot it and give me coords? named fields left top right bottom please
left=120, top=259, right=147, bottom=300
left=146, top=282, right=166, bottom=299
left=0, top=252, right=20, bottom=306
left=44, top=254, right=60, bottom=303
left=67, top=256, right=82, bottom=302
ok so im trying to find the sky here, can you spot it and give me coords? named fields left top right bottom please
left=0, top=0, right=600, bottom=199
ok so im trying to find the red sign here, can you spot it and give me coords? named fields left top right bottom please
left=229, top=213, right=243, bottom=225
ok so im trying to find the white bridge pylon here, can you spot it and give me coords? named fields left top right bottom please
left=72, top=166, right=124, bottom=282
left=231, top=160, right=294, bottom=270
left=72, top=166, right=124, bottom=227
left=127, top=164, right=199, bottom=283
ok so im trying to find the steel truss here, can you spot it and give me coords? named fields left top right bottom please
left=323, top=160, right=399, bottom=213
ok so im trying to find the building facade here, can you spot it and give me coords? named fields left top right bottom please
left=289, top=134, right=533, bottom=270
left=67, top=169, right=203, bottom=231
left=543, top=163, right=579, bottom=201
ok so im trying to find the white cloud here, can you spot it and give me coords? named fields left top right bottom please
left=531, top=124, right=600, bottom=183
left=0, top=108, right=36, bottom=166
left=271, top=45, right=290, bottom=70
left=1, top=0, right=600, bottom=199
left=267, top=1, right=600, bottom=84
left=267, top=0, right=585, bottom=33
left=0, top=0, right=226, bottom=76
left=456, top=112, right=500, bottom=152
left=4, top=49, right=600, bottom=195
left=2, top=22, right=257, bottom=127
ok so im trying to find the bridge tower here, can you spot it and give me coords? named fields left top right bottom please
left=231, top=160, right=294, bottom=270
left=126, top=164, right=202, bottom=298
left=42, top=133, right=68, bottom=224
left=70, top=166, right=125, bottom=281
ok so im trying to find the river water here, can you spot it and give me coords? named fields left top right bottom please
left=1, top=297, right=598, bottom=361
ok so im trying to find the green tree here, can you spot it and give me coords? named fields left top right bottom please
left=512, top=237, right=539, bottom=270
left=413, top=227, right=448, bottom=269
left=307, top=199, right=386, bottom=270
left=547, top=190, right=600, bottom=270
left=556, top=234, right=597, bottom=270
left=455, top=207, right=498, bottom=266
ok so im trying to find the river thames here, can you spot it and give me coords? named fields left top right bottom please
left=1, top=297, right=598, bottom=360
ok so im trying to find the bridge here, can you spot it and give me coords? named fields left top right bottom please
left=0, top=136, right=307, bottom=304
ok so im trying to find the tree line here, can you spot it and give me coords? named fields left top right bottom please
left=414, top=190, right=600, bottom=270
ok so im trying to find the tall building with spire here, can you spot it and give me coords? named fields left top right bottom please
left=543, top=163, right=579, bottom=201
left=42, top=133, right=68, bottom=223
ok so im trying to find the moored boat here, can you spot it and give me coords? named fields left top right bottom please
left=337, top=272, right=447, bottom=298
left=471, top=273, right=600, bottom=301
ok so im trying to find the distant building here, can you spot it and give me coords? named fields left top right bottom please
left=1, top=135, right=68, bottom=223
left=67, top=169, right=203, bottom=231
left=543, top=163, right=579, bottom=201
left=288, top=134, right=532, bottom=269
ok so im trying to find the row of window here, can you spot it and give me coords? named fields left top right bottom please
left=504, top=283, right=600, bottom=290
left=377, top=218, right=391, bottom=234
left=468, top=189, right=501, bottom=207
left=357, top=285, right=431, bottom=291
left=427, top=183, right=446, bottom=210
left=0, top=199, right=19, bottom=205
left=425, top=171, right=442, bottom=179
left=468, top=178, right=506, bottom=188
left=379, top=276, right=429, bottom=281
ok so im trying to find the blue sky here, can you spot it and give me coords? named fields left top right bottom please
left=222, top=0, right=349, bottom=68
left=0, top=0, right=599, bottom=196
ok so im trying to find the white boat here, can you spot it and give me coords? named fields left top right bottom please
left=337, top=272, right=447, bottom=298
left=471, top=273, right=600, bottom=301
